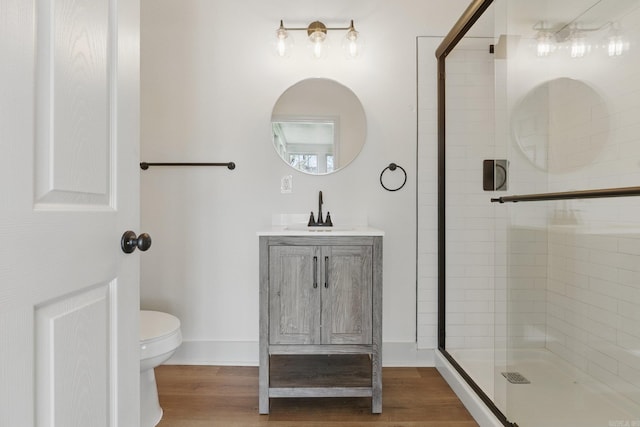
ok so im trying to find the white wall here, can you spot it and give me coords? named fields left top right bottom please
left=140, top=0, right=470, bottom=365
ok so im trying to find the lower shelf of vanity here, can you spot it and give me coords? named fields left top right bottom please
left=269, top=354, right=374, bottom=398
left=260, top=345, right=382, bottom=413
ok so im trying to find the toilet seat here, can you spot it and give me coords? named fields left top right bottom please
left=140, top=310, right=182, bottom=361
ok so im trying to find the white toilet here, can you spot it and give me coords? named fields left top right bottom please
left=140, top=310, right=182, bottom=427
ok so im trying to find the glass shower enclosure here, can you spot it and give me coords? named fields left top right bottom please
left=432, top=0, right=640, bottom=425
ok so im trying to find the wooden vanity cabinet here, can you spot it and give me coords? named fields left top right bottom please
left=259, top=235, right=382, bottom=414
left=268, top=244, right=372, bottom=345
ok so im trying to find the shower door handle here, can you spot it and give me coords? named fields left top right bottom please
left=121, top=230, right=152, bottom=253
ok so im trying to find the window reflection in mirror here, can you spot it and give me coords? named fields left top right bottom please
left=272, top=118, right=338, bottom=174
left=271, top=78, right=366, bottom=175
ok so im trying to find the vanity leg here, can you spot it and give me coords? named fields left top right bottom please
left=371, top=237, right=383, bottom=414
left=259, top=353, right=269, bottom=414
left=371, top=349, right=382, bottom=414
left=259, top=235, right=270, bottom=414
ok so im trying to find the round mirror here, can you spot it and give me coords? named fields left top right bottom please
left=511, top=77, right=609, bottom=172
left=271, top=78, right=366, bottom=175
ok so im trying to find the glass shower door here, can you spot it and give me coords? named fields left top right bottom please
left=500, top=0, right=640, bottom=425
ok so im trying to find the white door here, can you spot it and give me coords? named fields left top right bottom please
left=0, top=0, right=140, bottom=425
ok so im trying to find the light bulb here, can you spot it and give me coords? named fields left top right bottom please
left=309, top=29, right=327, bottom=59
left=569, top=31, right=588, bottom=58
left=275, top=21, right=293, bottom=57
left=276, top=29, right=288, bottom=57
left=536, top=31, right=554, bottom=57
left=342, top=20, right=363, bottom=59
left=607, top=24, right=629, bottom=56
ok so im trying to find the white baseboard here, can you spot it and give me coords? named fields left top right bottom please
left=167, top=340, right=436, bottom=367
left=435, top=350, right=503, bottom=427
left=167, top=340, right=258, bottom=366
left=383, top=342, right=435, bottom=366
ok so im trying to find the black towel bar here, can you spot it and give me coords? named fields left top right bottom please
left=140, top=162, right=236, bottom=170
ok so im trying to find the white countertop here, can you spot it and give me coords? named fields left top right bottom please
left=259, top=214, right=383, bottom=237
left=257, top=225, right=384, bottom=237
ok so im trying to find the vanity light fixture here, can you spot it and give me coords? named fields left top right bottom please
left=534, top=21, right=629, bottom=58
left=275, top=19, right=363, bottom=59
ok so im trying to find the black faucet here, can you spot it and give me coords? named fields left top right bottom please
left=308, top=191, right=333, bottom=227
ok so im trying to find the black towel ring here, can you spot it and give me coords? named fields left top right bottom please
left=380, top=163, right=407, bottom=192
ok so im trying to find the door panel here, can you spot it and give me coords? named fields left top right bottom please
left=322, top=246, right=372, bottom=345
left=269, top=246, right=321, bottom=344
left=0, top=0, right=140, bottom=425
left=35, top=0, right=111, bottom=206
left=35, top=284, right=110, bottom=427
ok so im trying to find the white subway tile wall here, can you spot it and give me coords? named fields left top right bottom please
left=507, top=3, right=640, bottom=407
left=418, top=38, right=500, bottom=352
left=444, top=41, right=499, bottom=353
left=546, top=229, right=640, bottom=406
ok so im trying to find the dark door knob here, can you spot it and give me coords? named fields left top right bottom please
left=121, top=230, right=152, bottom=254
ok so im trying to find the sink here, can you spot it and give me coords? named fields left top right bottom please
left=259, top=218, right=382, bottom=237
left=284, top=224, right=354, bottom=232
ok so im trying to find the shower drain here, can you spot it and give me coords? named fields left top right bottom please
left=501, top=371, right=530, bottom=384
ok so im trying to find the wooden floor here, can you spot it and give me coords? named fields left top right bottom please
left=155, top=364, right=479, bottom=427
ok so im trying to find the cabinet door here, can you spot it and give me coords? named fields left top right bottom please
left=269, top=246, right=321, bottom=344
left=321, top=246, right=373, bottom=344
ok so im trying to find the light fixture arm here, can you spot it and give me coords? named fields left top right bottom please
left=279, top=20, right=356, bottom=33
